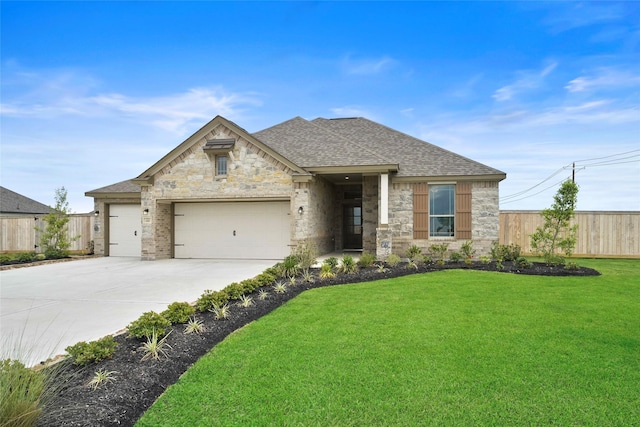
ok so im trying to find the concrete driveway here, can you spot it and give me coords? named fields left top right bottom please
left=0, top=257, right=274, bottom=366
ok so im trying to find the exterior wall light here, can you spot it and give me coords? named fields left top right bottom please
left=143, top=208, right=149, bottom=215
left=298, top=206, right=304, bottom=214
left=94, top=210, right=99, bottom=217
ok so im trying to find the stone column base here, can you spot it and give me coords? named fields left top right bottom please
left=376, top=227, right=393, bottom=259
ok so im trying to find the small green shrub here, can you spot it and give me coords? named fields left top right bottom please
left=422, top=255, right=434, bottom=264
left=65, top=335, right=118, bottom=366
left=429, top=243, right=449, bottom=263
left=338, top=255, right=358, bottom=274
left=386, top=253, right=401, bottom=267
left=293, top=239, right=317, bottom=276
left=490, top=242, right=521, bottom=262
left=319, top=264, right=336, bottom=279
left=376, top=263, right=388, bottom=273
left=480, top=255, right=492, bottom=264
left=358, top=252, right=377, bottom=268
left=161, top=302, right=196, bottom=324
left=17, top=252, right=36, bottom=263
left=564, top=260, right=580, bottom=270
left=406, top=245, right=422, bottom=261
left=460, top=241, right=476, bottom=260
left=35, top=253, right=46, bottom=261
left=406, top=260, right=418, bottom=270
left=264, top=263, right=286, bottom=279
left=127, top=311, right=172, bottom=339
left=224, top=282, right=245, bottom=300
left=283, top=255, right=300, bottom=277
left=44, top=248, right=68, bottom=259
left=302, top=271, right=313, bottom=283
left=323, top=257, right=339, bottom=269
left=0, top=254, right=12, bottom=264
left=516, top=256, right=532, bottom=269
left=196, top=289, right=229, bottom=312
left=254, top=272, right=276, bottom=287
left=449, top=251, right=463, bottom=263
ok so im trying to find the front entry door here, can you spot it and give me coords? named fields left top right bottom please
left=343, top=205, right=363, bottom=250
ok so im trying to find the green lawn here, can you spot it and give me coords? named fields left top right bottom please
left=137, top=259, right=640, bottom=426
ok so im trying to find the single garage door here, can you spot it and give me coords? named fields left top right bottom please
left=109, top=204, right=141, bottom=257
left=174, top=201, right=290, bottom=259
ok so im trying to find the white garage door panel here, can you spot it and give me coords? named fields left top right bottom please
left=109, top=204, right=141, bottom=257
left=174, top=202, right=290, bottom=259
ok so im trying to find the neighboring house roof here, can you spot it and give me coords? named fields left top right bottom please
left=0, top=186, right=51, bottom=214
left=85, top=179, right=141, bottom=197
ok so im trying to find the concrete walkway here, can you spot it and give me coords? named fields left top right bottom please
left=0, top=257, right=274, bottom=366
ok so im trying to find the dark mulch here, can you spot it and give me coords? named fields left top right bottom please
left=39, top=261, right=599, bottom=427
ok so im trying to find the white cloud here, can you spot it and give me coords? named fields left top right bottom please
left=330, top=105, right=374, bottom=118
left=342, top=55, right=397, bottom=75
left=565, top=67, right=640, bottom=92
left=541, top=2, right=626, bottom=34
left=1, top=67, right=262, bottom=134
left=493, top=62, right=558, bottom=101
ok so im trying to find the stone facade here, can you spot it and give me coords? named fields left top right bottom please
left=386, top=180, right=499, bottom=257
left=292, top=176, right=335, bottom=255
left=141, top=124, right=294, bottom=260
left=362, top=176, right=379, bottom=253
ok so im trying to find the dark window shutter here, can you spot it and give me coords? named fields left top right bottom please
left=456, top=182, right=472, bottom=239
left=413, top=183, right=429, bottom=239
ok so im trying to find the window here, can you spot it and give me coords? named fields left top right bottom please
left=429, top=184, right=455, bottom=237
left=216, top=155, right=227, bottom=176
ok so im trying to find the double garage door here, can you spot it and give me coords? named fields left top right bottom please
left=108, top=201, right=290, bottom=259
left=174, top=201, right=290, bottom=260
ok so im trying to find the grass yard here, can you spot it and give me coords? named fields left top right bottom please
left=137, top=259, right=640, bottom=426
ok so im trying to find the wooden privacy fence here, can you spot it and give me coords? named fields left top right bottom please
left=500, top=211, right=639, bottom=259
left=0, top=214, right=94, bottom=254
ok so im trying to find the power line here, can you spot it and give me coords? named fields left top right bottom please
left=499, top=149, right=639, bottom=204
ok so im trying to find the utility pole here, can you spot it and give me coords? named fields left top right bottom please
left=572, top=162, right=575, bottom=183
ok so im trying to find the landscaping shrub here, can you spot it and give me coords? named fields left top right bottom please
left=254, top=272, right=276, bottom=287
left=358, top=252, right=377, bottom=268
left=293, top=239, right=317, bottom=276
left=319, top=263, right=336, bottom=279
left=223, top=282, right=245, bottom=300
left=264, top=263, right=286, bottom=279
left=0, top=254, right=12, bottom=264
left=282, top=255, right=299, bottom=277
left=406, top=245, right=422, bottom=261
left=17, top=252, right=36, bottom=263
left=323, top=257, right=339, bottom=269
left=461, top=241, right=475, bottom=264
left=44, top=248, right=68, bottom=260
left=429, top=243, right=449, bottom=264
left=161, top=302, right=196, bottom=324
left=338, top=255, right=358, bottom=274
left=127, top=311, right=172, bottom=339
left=490, top=242, right=521, bottom=262
left=385, top=253, right=401, bottom=267
left=65, top=336, right=118, bottom=366
left=449, top=251, right=463, bottom=263
left=196, top=290, right=230, bottom=312
left=516, top=256, right=532, bottom=269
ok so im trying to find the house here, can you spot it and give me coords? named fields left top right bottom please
left=0, top=186, right=51, bottom=218
left=85, top=116, right=506, bottom=260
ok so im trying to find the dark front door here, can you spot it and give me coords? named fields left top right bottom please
left=343, top=204, right=362, bottom=250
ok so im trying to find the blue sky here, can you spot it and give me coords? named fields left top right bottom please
left=1, top=1, right=638, bottom=213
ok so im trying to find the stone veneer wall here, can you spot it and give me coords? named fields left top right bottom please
left=387, top=180, right=500, bottom=257
left=92, top=198, right=141, bottom=256
left=362, top=176, right=378, bottom=253
left=292, top=177, right=335, bottom=255
left=141, top=124, right=294, bottom=260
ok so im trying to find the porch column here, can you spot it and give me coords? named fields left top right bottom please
left=376, top=173, right=392, bottom=259
left=380, top=173, right=389, bottom=225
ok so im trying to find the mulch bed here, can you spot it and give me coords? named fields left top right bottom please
left=38, top=260, right=599, bottom=426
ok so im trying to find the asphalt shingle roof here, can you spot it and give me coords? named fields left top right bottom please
left=85, top=179, right=141, bottom=195
left=0, top=186, right=51, bottom=214
left=252, top=117, right=393, bottom=168
left=310, top=117, right=505, bottom=177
